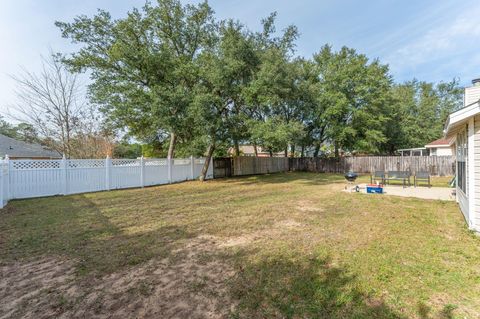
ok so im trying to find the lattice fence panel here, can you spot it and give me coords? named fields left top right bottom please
left=11, top=160, right=61, bottom=170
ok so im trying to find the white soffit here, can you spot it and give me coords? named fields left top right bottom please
left=444, top=101, right=480, bottom=138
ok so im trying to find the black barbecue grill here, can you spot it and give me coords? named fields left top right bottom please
left=344, top=172, right=358, bottom=182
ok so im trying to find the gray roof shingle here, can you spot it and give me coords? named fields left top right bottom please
left=0, top=134, right=61, bottom=158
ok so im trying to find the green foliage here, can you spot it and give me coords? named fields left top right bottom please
left=57, top=2, right=463, bottom=158
left=384, top=79, right=463, bottom=153
left=0, top=117, right=39, bottom=144
left=248, top=117, right=304, bottom=154
left=141, top=142, right=165, bottom=158
left=311, top=45, right=392, bottom=155
left=191, top=19, right=265, bottom=150
left=56, top=0, right=216, bottom=156
left=113, top=142, right=142, bottom=159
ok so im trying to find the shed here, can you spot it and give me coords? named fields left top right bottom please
left=424, top=138, right=453, bottom=156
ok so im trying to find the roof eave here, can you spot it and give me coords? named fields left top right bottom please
left=425, top=144, right=450, bottom=148
left=444, top=101, right=480, bottom=138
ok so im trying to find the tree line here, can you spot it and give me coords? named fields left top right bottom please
left=6, top=0, right=462, bottom=179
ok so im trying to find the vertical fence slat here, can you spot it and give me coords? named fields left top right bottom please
left=0, top=156, right=212, bottom=207
left=61, top=155, right=68, bottom=195
left=105, top=156, right=111, bottom=191
left=286, top=156, right=454, bottom=176
left=140, top=156, right=145, bottom=188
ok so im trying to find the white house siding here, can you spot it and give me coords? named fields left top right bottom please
left=465, top=86, right=480, bottom=106
left=435, top=147, right=453, bottom=156
left=458, top=187, right=469, bottom=224
left=473, top=115, right=480, bottom=230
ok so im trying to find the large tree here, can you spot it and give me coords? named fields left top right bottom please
left=9, top=53, right=87, bottom=157
left=384, top=79, right=463, bottom=153
left=56, top=0, right=216, bottom=158
left=192, top=19, right=260, bottom=179
left=312, top=45, right=392, bottom=156
left=243, top=13, right=304, bottom=157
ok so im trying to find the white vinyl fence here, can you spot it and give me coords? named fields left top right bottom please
left=0, top=156, right=213, bottom=208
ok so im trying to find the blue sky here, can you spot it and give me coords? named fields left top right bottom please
left=1, top=0, right=480, bottom=116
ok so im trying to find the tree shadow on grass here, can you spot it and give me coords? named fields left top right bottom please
left=224, top=172, right=348, bottom=187
left=417, top=301, right=457, bottom=319
left=0, top=194, right=201, bottom=276
left=0, top=194, right=238, bottom=318
left=229, top=252, right=406, bottom=319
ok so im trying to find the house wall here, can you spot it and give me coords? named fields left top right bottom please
left=465, top=86, right=480, bottom=106
left=457, top=115, right=480, bottom=232
left=473, top=115, right=480, bottom=230
left=436, top=147, right=453, bottom=156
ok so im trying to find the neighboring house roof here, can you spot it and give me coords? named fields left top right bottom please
left=0, top=134, right=60, bottom=158
left=237, top=145, right=256, bottom=154
left=228, top=145, right=284, bottom=156
left=397, top=147, right=426, bottom=152
left=425, top=138, right=451, bottom=148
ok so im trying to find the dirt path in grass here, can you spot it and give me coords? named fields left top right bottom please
left=0, top=236, right=236, bottom=319
left=0, top=217, right=309, bottom=319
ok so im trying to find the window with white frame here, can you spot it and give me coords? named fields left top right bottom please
left=457, top=126, right=468, bottom=194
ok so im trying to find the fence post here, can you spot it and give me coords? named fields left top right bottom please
left=5, top=155, right=10, bottom=202
left=209, top=156, right=213, bottom=179
left=140, top=156, right=145, bottom=188
left=190, top=156, right=195, bottom=180
left=168, top=157, right=172, bottom=183
left=0, top=159, right=4, bottom=209
left=105, top=155, right=111, bottom=191
left=61, top=154, right=68, bottom=195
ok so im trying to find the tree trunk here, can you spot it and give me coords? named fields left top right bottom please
left=167, top=132, right=177, bottom=159
left=301, top=145, right=305, bottom=158
left=200, top=143, right=215, bottom=182
left=269, top=150, right=273, bottom=157
left=234, top=140, right=240, bottom=157
left=314, top=144, right=320, bottom=158
left=253, top=143, right=258, bottom=157
left=290, top=144, right=295, bottom=158
left=334, top=143, right=339, bottom=158
left=284, top=148, right=288, bottom=158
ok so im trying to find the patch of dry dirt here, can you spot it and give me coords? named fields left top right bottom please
left=0, top=257, right=77, bottom=319
left=297, top=200, right=324, bottom=213
left=219, top=219, right=305, bottom=248
left=0, top=236, right=235, bottom=319
left=1, top=219, right=307, bottom=318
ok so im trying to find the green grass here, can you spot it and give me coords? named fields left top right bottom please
left=0, top=172, right=478, bottom=318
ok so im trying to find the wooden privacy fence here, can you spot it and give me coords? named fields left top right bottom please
left=290, top=156, right=455, bottom=176
left=213, top=157, right=289, bottom=177
left=0, top=156, right=213, bottom=208
left=214, top=156, right=455, bottom=178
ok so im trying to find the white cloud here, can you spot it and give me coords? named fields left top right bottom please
left=386, top=2, right=480, bottom=77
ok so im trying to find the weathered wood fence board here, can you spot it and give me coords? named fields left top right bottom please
left=289, top=156, right=455, bottom=176
left=213, top=157, right=232, bottom=178
left=213, top=156, right=455, bottom=178
left=214, top=157, right=289, bottom=177
left=233, top=157, right=289, bottom=176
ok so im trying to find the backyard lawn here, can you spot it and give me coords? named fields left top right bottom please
left=0, top=172, right=478, bottom=318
